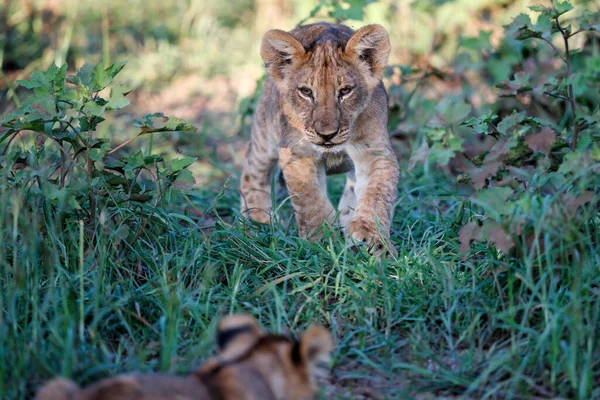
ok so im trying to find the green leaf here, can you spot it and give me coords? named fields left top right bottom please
left=428, top=97, right=471, bottom=127
left=79, top=116, right=105, bottom=132
left=105, top=85, right=131, bottom=110
left=429, top=142, right=456, bottom=166
left=144, top=155, right=163, bottom=165
left=459, top=31, right=492, bottom=52
left=528, top=5, right=552, bottom=13
left=123, top=151, right=146, bottom=171
left=554, top=1, right=573, bottom=16
left=76, top=62, right=94, bottom=87
left=472, top=187, right=514, bottom=217
left=91, top=61, right=127, bottom=91
left=331, top=0, right=367, bottom=21
left=0, top=129, right=15, bottom=143
left=497, top=72, right=532, bottom=97
left=90, top=148, right=107, bottom=161
left=172, top=169, right=196, bottom=189
left=134, top=113, right=198, bottom=134
left=170, top=157, right=197, bottom=172
left=461, top=111, right=498, bottom=135
left=504, top=13, right=554, bottom=41
left=83, top=101, right=105, bottom=117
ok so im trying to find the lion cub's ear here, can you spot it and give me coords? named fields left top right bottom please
left=294, top=324, right=334, bottom=381
left=217, top=314, right=264, bottom=359
left=34, top=377, right=79, bottom=400
left=261, top=29, right=306, bottom=81
left=345, top=24, right=391, bottom=83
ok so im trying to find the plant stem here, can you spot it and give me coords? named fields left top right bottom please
left=552, top=2, right=579, bottom=150
left=102, top=4, right=111, bottom=68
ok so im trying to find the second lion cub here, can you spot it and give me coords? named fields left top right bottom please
left=240, top=22, right=399, bottom=251
left=34, top=314, right=333, bottom=400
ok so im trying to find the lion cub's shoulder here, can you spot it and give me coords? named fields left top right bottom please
left=34, top=314, right=333, bottom=400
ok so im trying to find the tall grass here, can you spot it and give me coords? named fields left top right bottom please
left=1, top=161, right=598, bottom=399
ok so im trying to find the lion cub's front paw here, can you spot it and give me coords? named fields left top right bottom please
left=240, top=189, right=272, bottom=225
left=347, top=218, right=396, bottom=257
left=245, top=208, right=271, bottom=225
left=347, top=218, right=378, bottom=244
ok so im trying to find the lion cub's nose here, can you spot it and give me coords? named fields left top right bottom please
left=316, top=129, right=339, bottom=142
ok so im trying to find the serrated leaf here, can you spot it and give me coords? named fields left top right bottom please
left=76, top=62, right=94, bottom=87
left=79, top=116, right=105, bottom=132
left=105, top=85, right=131, bottom=110
left=462, top=118, right=490, bottom=135
left=458, top=222, right=482, bottom=253
left=331, top=0, right=366, bottom=21
left=90, top=148, right=107, bottom=161
left=144, top=155, right=163, bottom=165
left=497, top=111, right=526, bottom=136
left=429, top=142, right=456, bottom=166
left=170, top=157, right=197, bottom=172
left=428, top=97, right=471, bottom=127
left=461, top=111, right=499, bottom=135
left=482, top=220, right=515, bottom=253
left=473, top=186, right=514, bottom=216
left=17, top=79, right=42, bottom=89
left=123, top=151, right=145, bottom=171
left=172, top=169, right=196, bottom=189
left=91, top=61, right=127, bottom=91
left=524, top=127, right=557, bottom=154
left=83, top=101, right=105, bottom=117
left=497, top=72, right=532, bottom=97
left=554, top=1, right=573, bottom=16
left=135, top=113, right=198, bottom=134
left=66, top=75, right=82, bottom=86
left=459, top=31, right=493, bottom=52
left=470, top=160, right=502, bottom=189
left=529, top=5, right=551, bottom=13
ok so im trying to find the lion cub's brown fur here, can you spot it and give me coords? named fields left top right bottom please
left=240, top=22, right=399, bottom=253
left=34, top=314, right=333, bottom=400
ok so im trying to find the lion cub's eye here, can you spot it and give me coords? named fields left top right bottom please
left=299, top=87, right=313, bottom=97
left=339, top=86, right=353, bottom=96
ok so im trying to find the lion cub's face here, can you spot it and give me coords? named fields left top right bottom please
left=261, top=24, right=390, bottom=150
left=204, top=314, right=334, bottom=400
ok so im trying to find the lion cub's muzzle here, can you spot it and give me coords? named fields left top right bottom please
left=313, top=127, right=349, bottom=149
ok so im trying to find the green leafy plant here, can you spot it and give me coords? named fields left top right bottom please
left=1, top=61, right=198, bottom=243
left=405, top=0, right=599, bottom=255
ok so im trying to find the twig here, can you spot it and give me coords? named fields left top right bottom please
left=543, top=91, right=569, bottom=101
left=567, top=28, right=585, bottom=38
left=539, top=37, right=567, bottom=63
left=556, top=20, right=579, bottom=149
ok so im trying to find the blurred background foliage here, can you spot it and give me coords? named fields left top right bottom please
left=1, top=0, right=597, bottom=154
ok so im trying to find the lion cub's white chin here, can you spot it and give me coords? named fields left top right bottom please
left=314, top=142, right=347, bottom=153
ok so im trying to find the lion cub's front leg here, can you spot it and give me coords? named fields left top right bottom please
left=279, top=148, right=335, bottom=238
left=347, top=145, right=399, bottom=252
left=240, top=134, right=278, bottom=224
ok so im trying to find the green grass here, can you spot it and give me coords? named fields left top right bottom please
left=2, top=0, right=599, bottom=397
left=1, top=162, right=598, bottom=399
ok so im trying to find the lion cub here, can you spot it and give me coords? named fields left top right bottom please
left=34, top=314, right=333, bottom=400
left=240, top=22, right=399, bottom=251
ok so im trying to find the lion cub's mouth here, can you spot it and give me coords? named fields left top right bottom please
left=317, top=141, right=346, bottom=150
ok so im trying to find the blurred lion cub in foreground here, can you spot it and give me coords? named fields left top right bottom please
left=35, top=314, right=333, bottom=400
